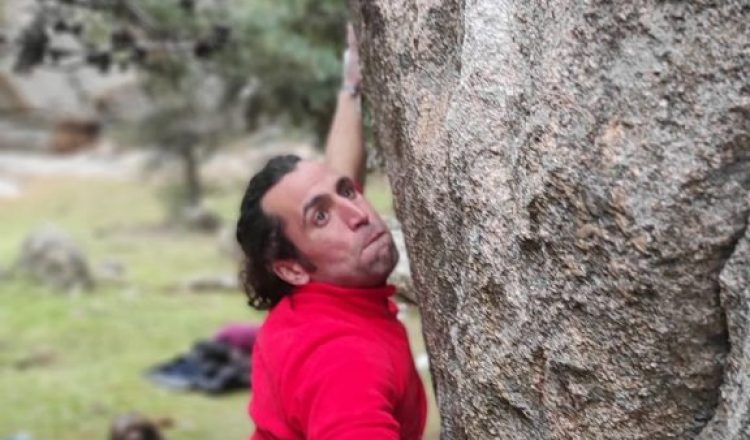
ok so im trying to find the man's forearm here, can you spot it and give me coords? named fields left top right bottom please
left=325, top=90, right=365, bottom=186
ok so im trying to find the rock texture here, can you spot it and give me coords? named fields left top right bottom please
left=15, top=225, right=93, bottom=292
left=385, top=216, right=418, bottom=304
left=702, top=225, right=750, bottom=438
left=350, top=1, right=750, bottom=438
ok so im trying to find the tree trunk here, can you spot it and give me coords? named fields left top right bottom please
left=181, top=144, right=202, bottom=207
left=349, top=1, right=750, bottom=438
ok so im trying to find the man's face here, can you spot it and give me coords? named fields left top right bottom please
left=261, top=160, right=398, bottom=287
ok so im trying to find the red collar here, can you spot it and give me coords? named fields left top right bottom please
left=291, top=282, right=399, bottom=317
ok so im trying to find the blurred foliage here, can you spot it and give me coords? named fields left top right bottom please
left=15, top=0, right=348, bottom=141
left=13, top=0, right=349, bottom=209
left=223, top=0, right=347, bottom=139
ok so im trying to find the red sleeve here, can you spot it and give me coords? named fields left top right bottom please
left=289, top=336, right=400, bottom=440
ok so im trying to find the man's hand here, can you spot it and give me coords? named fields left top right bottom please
left=325, top=23, right=366, bottom=186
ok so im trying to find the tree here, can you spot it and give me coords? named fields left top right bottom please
left=350, top=0, right=750, bottom=438
left=10, top=0, right=348, bottom=209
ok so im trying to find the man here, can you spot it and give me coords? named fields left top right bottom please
left=235, top=26, right=427, bottom=439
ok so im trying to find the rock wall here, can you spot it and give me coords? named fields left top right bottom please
left=350, top=1, right=750, bottom=438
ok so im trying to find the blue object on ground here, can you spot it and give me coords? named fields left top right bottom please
left=146, top=340, right=251, bottom=394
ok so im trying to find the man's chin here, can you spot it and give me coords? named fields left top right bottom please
left=374, top=256, right=399, bottom=285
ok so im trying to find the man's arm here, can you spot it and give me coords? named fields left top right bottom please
left=325, top=24, right=366, bottom=187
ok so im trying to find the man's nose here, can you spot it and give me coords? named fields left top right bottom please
left=338, top=198, right=369, bottom=230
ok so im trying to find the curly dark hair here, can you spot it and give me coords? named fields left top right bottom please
left=236, top=154, right=304, bottom=310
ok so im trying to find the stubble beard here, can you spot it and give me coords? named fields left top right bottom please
left=362, top=236, right=399, bottom=285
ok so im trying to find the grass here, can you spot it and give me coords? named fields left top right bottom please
left=0, top=170, right=440, bottom=439
left=0, top=175, right=258, bottom=439
left=0, top=280, right=253, bottom=439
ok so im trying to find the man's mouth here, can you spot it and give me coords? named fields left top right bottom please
left=365, top=230, right=386, bottom=248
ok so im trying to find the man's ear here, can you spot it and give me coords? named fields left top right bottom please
left=270, top=260, right=311, bottom=286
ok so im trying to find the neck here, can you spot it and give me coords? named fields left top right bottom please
left=298, top=281, right=394, bottom=294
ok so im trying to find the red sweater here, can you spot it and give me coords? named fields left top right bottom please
left=249, top=282, right=427, bottom=439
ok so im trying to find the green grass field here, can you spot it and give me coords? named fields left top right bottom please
left=0, top=176, right=259, bottom=439
left=0, top=171, right=439, bottom=439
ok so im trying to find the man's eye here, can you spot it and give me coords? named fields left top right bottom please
left=313, top=210, right=329, bottom=226
left=342, top=186, right=356, bottom=199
